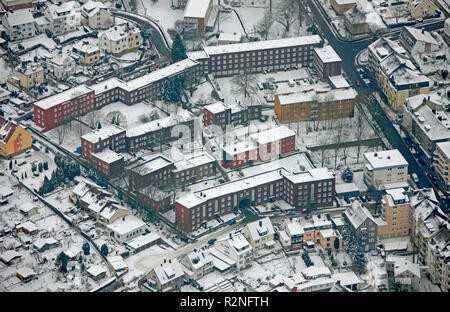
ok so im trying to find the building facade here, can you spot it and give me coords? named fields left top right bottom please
left=0, top=116, right=32, bottom=157
left=44, top=1, right=81, bottom=36
left=99, top=24, right=142, bottom=56
left=2, top=9, right=35, bottom=41
left=434, top=142, right=450, bottom=193
left=378, top=188, right=413, bottom=239
left=13, top=62, right=44, bottom=89
left=313, top=46, right=343, bottom=78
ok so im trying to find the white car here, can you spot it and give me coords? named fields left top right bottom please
left=412, top=173, right=419, bottom=183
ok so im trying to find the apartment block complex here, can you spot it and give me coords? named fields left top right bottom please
left=175, top=167, right=335, bottom=232
left=80, top=125, right=126, bottom=161
left=33, top=85, right=95, bottom=131
left=313, top=46, right=343, bottom=78
left=128, top=155, right=175, bottom=191
left=187, top=35, right=322, bottom=78
left=274, top=87, right=357, bottom=123
left=378, top=188, right=413, bottom=239
left=222, top=126, right=296, bottom=169
left=363, top=149, right=409, bottom=190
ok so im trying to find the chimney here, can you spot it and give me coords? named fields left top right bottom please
left=259, top=220, right=262, bottom=226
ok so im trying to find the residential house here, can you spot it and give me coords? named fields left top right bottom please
left=331, top=271, right=364, bottom=291
left=98, top=204, right=129, bottom=224
left=13, top=62, right=45, bottom=89
left=181, top=250, right=214, bottom=280
left=2, top=9, right=35, bottom=41
left=281, top=217, right=304, bottom=251
left=0, top=250, right=21, bottom=265
left=44, top=1, right=81, bottom=36
left=363, top=149, right=409, bottom=191
left=107, top=255, right=129, bottom=276
left=72, top=40, right=101, bottom=65
left=318, top=228, right=342, bottom=251
left=394, top=259, right=421, bottom=291
left=81, top=125, right=126, bottom=162
left=0, top=116, right=32, bottom=156
left=344, top=200, right=378, bottom=251
left=214, top=233, right=253, bottom=270
left=408, top=0, right=438, bottom=19
left=399, top=26, right=440, bottom=55
left=105, top=215, right=146, bottom=243
left=18, top=202, right=38, bottom=217
left=16, top=221, right=38, bottom=235
left=146, top=259, right=186, bottom=291
left=343, top=5, right=369, bottom=35
left=81, top=1, right=112, bottom=30
left=45, top=50, right=76, bottom=80
left=64, top=246, right=82, bottom=261
left=125, top=232, right=161, bottom=254
left=87, top=265, right=107, bottom=281
left=33, top=237, right=59, bottom=252
left=242, top=217, right=275, bottom=251
left=99, top=24, right=142, bottom=56
left=16, top=267, right=36, bottom=282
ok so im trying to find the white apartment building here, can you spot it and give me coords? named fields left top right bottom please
left=98, top=24, right=142, bottom=56
left=81, top=0, right=112, bottom=30
left=44, top=1, right=81, bottom=36
left=214, top=233, right=253, bottom=271
left=2, top=9, right=35, bottom=41
left=45, top=50, right=76, bottom=79
left=363, top=149, right=409, bottom=190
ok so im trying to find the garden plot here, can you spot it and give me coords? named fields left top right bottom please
left=44, top=119, right=92, bottom=154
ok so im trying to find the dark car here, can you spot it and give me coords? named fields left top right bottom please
left=355, top=80, right=361, bottom=86
left=227, top=219, right=236, bottom=225
left=418, top=158, right=426, bottom=166
left=208, top=238, right=217, bottom=245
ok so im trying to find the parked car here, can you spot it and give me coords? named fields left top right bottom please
left=412, top=173, right=419, bottom=183
left=355, top=80, right=361, bottom=86
left=227, top=219, right=236, bottom=225
left=208, top=238, right=217, bottom=245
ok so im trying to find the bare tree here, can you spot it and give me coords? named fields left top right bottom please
left=56, top=123, right=68, bottom=145
left=333, top=118, right=345, bottom=169
left=217, top=10, right=233, bottom=33
left=273, top=0, right=298, bottom=33
left=255, top=10, right=274, bottom=40
left=318, top=136, right=329, bottom=167
left=232, top=70, right=257, bottom=98
left=86, top=110, right=100, bottom=128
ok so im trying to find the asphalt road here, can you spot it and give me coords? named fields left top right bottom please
left=305, top=0, right=448, bottom=214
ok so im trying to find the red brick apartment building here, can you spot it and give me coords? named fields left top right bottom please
left=203, top=102, right=232, bottom=128
left=91, top=149, right=124, bottom=177
left=33, top=85, right=94, bottom=131
left=313, top=45, right=343, bottom=78
left=222, top=126, right=296, bottom=169
left=80, top=125, right=126, bottom=161
left=175, top=167, right=335, bottom=232
left=128, top=155, right=175, bottom=191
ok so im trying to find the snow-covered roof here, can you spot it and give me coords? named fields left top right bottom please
left=19, top=202, right=37, bottom=213
left=328, top=75, right=350, bottom=89
left=222, top=140, right=257, bottom=156
left=276, top=87, right=357, bottom=105
left=331, top=271, right=363, bottom=286
left=403, top=26, right=439, bottom=46
left=92, top=149, right=123, bottom=164
left=218, top=33, right=242, bottom=42
left=3, top=9, right=34, bottom=27
left=173, top=153, right=215, bottom=172
left=99, top=204, right=128, bottom=221
left=91, top=78, right=123, bottom=95
left=126, top=110, right=193, bottom=138
left=334, top=0, right=356, bottom=4
left=152, top=259, right=185, bottom=286
left=335, top=182, right=359, bottom=195
left=0, top=186, right=14, bottom=197
left=16, top=221, right=37, bottom=233
left=72, top=40, right=99, bottom=54
left=344, top=200, right=376, bottom=230
left=244, top=217, right=275, bottom=242
left=64, top=246, right=81, bottom=258
left=343, top=5, right=366, bottom=24
left=183, top=250, right=213, bottom=271
left=87, top=265, right=107, bottom=277
left=368, top=37, right=407, bottom=62
left=284, top=167, right=334, bottom=184
left=176, top=193, right=206, bottom=208
left=81, top=125, right=125, bottom=143
left=34, top=85, right=92, bottom=110
left=33, top=237, right=58, bottom=250
left=208, top=247, right=236, bottom=266
left=0, top=250, right=21, bottom=263
left=385, top=188, right=409, bottom=204
left=302, top=266, right=331, bottom=279
left=46, top=1, right=80, bottom=20
left=204, top=101, right=230, bottom=114
left=184, top=0, right=212, bottom=19
left=406, top=104, right=450, bottom=143
left=107, top=255, right=128, bottom=271
left=106, top=215, right=146, bottom=237
left=436, top=141, right=450, bottom=160
left=314, top=46, right=341, bottom=63
left=82, top=0, right=107, bottom=13
left=203, top=35, right=322, bottom=56
left=250, top=126, right=295, bottom=145
left=363, top=149, right=408, bottom=170
left=394, top=259, right=420, bottom=278
left=122, top=59, right=199, bottom=92
left=72, top=181, right=91, bottom=198
left=227, top=233, right=251, bottom=253
left=101, top=24, right=140, bottom=42
left=125, top=232, right=161, bottom=250
left=130, top=155, right=173, bottom=176
left=16, top=267, right=36, bottom=279
left=284, top=218, right=304, bottom=236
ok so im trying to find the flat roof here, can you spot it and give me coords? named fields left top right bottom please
left=81, top=125, right=125, bottom=143
left=328, top=75, right=350, bottom=89
left=314, top=46, right=341, bottom=63
left=106, top=215, right=146, bottom=236
left=203, top=35, right=322, bottom=56
left=363, top=149, right=408, bottom=169
left=250, top=126, right=295, bottom=145
left=34, top=85, right=92, bottom=110
left=91, top=149, right=123, bottom=164
left=184, top=0, right=211, bottom=19
left=125, top=232, right=161, bottom=250
left=130, top=155, right=173, bottom=176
